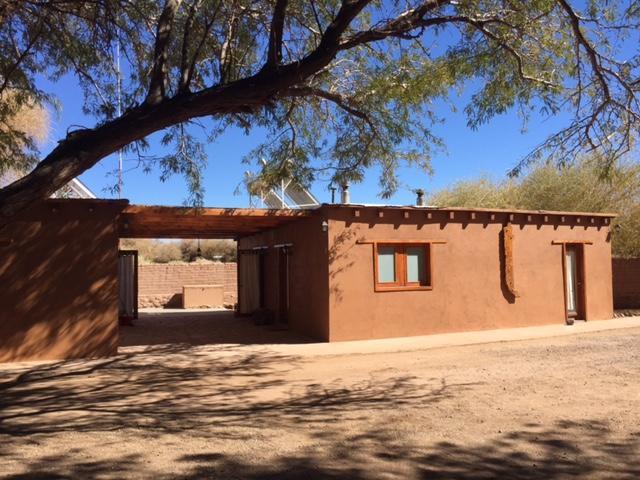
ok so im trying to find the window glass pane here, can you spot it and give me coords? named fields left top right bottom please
left=406, top=246, right=426, bottom=284
left=377, top=246, right=396, bottom=283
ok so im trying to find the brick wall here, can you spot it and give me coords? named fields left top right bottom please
left=612, top=258, right=640, bottom=309
left=138, top=262, right=237, bottom=308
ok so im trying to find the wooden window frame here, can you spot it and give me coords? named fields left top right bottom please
left=374, top=242, right=432, bottom=292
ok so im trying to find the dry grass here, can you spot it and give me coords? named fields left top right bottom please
left=2, top=91, right=50, bottom=146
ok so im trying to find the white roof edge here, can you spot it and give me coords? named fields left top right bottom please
left=68, top=178, right=96, bottom=199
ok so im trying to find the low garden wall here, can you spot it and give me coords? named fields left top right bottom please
left=138, top=262, right=237, bottom=308
left=612, top=258, right=640, bottom=309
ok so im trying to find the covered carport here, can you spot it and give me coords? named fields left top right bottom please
left=116, top=204, right=313, bottom=348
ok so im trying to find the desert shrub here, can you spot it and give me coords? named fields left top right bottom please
left=180, top=239, right=237, bottom=262
left=429, top=156, right=640, bottom=257
left=119, top=238, right=237, bottom=263
left=119, top=239, right=182, bottom=263
left=151, top=242, right=182, bottom=263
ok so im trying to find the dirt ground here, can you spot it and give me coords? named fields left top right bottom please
left=1, top=316, right=639, bottom=479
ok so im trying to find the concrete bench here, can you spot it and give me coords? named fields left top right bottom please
left=182, top=284, right=224, bottom=309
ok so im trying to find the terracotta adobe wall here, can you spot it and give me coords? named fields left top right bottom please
left=612, top=258, right=640, bottom=309
left=0, top=199, right=127, bottom=362
left=326, top=206, right=613, bottom=341
left=238, top=213, right=330, bottom=341
left=138, top=263, right=237, bottom=308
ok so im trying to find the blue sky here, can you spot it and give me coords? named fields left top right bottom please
left=41, top=73, right=569, bottom=208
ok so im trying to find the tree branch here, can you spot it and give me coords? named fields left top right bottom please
left=146, top=0, right=182, bottom=105
left=263, top=0, right=288, bottom=70
left=454, top=17, right=557, bottom=88
left=556, top=0, right=610, bottom=100
left=284, top=86, right=373, bottom=127
left=181, top=3, right=221, bottom=92
left=339, top=4, right=557, bottom=88
left=178, top=0, right=200, bottom=93
left=338, top=0, right=449, bottom=50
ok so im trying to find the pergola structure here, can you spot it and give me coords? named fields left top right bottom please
left=118, top=204, right=313, bottom=239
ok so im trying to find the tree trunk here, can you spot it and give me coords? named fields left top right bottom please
left=0, top=76, right=282, bottom=225
left=0, top=0, right=370, bottom=226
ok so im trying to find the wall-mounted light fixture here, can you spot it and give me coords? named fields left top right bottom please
left=321, top=220, right=328, bottom=232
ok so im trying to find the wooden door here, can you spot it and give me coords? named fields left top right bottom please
left=118, top=250, right=138, bottom=322
left=238, top=250, right=265, bottom=315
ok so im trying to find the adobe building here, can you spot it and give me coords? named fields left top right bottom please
left=237, top=203, right=614, bottom=341
left=0, top=198, right=615, bottom=362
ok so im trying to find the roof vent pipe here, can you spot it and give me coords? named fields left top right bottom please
left=415, top=189, right=426, bottom=206
left=341, top=183, right=350, bottom=204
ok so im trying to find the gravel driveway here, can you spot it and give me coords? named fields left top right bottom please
left=1, top=324, right=639, bottom=479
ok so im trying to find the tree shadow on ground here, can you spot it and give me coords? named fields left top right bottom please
left=3, top=338, right=639, bottom=480
left=166, top=419, right=640, bottom=479
left=0, top=344, right=470, bottom=440
left=3, top=420, right=639, bottom=479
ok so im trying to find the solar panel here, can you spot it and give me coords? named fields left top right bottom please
left=263, top=190, right=288, bottom=209
left=284, top=183, right=319, bottom=209
left=247, top=164, right=320, bottom=209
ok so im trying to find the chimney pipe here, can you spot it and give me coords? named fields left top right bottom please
left=341, top=183, right=350, bottom=204
left=415, top=189, right=425, bottom=206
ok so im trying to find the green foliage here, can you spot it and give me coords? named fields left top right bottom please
left=2, top=1, right=640, bottom=202
left=429, top=157, right=640, bottom=257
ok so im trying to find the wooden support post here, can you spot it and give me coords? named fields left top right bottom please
left=503, top=223, right=518, bottom=298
